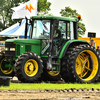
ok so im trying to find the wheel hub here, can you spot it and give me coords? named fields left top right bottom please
left=28, top=63, right=34, bottom=71
left=76, top=54, right=90, bottom=78
left=24, top=59, right=38, bottom=77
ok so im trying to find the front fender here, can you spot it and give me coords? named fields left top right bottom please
left=58, top=40, right=90, bottom=59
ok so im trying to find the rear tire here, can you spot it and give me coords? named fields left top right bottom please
left=61, top=44, right=100, bottom=83
left=14, top=52, right=44, bottom=83
left=40, top=62, right=61, bottom=81
left=42, top=69, right=61, bottom=81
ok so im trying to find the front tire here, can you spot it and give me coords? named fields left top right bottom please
left=61, top=44, right=100, bottom=83
left=14, top=52, right=44, bottom=83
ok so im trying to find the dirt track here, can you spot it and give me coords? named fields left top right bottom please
left=0, top=90, right=100, bottom=100
left=0, top=77, right=100, bottom=100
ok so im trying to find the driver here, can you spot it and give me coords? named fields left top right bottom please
left=53, top=26, right=62, bottom=41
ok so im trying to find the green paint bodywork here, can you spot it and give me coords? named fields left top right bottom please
left=58, top=40, right=89, bottom=59
left=31, top=16, right=78, bottom=22
left=6, top=39, right=41, bottom=44
left=5, top=63, right=13, bottom=68
left=6, top=38, right=88, bottom=59
left=6, top=39, right=41, bottom=57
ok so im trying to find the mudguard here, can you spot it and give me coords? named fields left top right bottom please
left=58, top=40, right=90, bottom=59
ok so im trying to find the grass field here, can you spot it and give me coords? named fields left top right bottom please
left=0, top=82, right=100, bottom=90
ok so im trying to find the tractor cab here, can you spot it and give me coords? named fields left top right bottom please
left=27, top=16, right=78, bottom=57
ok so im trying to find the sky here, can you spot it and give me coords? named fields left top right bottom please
left=47, top=0, right=100, bottom=37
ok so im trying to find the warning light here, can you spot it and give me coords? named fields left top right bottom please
left=78, top=14, right=81, bottom=21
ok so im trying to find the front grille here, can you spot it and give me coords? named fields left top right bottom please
left=5, top=51, right=15, bottom=57
left=5, top=42, right=15, bottom=57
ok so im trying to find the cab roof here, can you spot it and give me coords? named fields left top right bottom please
left=31, top=16, right=78, bottom=22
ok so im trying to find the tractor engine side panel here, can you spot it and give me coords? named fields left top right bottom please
left=16, top=43, right=41, bottom=57
left=5, top=42, right=41, bottom=57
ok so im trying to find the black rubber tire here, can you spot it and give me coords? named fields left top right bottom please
left=39, top=62, right=61, bottom=81
left=42, top=69, right=61, bottom=81
left=61, top=44, right=100, bottom=83
left=0, top=52, right=15, bottom=77
left=14, top=52, right=44, bottom=83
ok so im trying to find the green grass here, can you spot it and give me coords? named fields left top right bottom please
left=0, top=82, right=100, bottom=90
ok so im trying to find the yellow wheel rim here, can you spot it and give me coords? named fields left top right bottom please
left=75, top=50, right=98, bottom=81
left=47, top=71, right=59, bottom=76
left=24, top=59, right=38, bottom=77
left=0, top=58, right=13, bottom=75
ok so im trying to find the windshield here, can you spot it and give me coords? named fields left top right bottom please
left=30, top=20, right=50, bottom=39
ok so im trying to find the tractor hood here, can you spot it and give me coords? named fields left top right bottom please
left=6, top=39, right=41, bottom=45
left=5, top=39, right=41, bottom=56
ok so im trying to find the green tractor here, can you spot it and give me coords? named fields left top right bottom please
left=0, top=15, right=100, bottom=83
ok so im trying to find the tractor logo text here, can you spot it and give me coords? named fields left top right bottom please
left=25, top=4, right=35, bottom=13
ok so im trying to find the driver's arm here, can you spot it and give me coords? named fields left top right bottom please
left=53, top=31, right=58, bottom=38
left=53, top=33, right=58, bottom=38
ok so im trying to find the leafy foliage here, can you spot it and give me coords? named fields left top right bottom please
left=38, top=0, right=51, bottom=15
left=60, top=7, right=86, bottom=37
left=0, top=0, right=51, bottom=31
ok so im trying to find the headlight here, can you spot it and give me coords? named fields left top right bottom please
left=5, top=48, right=15, bottom=51
left=5, top=48, right=9, bottom=51
left=10, top=48, right=15, bottom=51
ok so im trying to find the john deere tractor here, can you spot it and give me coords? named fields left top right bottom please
left=0, top=15, right=100, bottom=83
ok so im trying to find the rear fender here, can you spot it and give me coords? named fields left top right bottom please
left=58, top=40, right=90, bottom=59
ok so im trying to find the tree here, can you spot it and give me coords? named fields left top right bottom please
left=38, top=0, right=51, bottom=15
left=0, top=0, right=51, bottom=31
left=60, top=7, right=86, bottom=37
